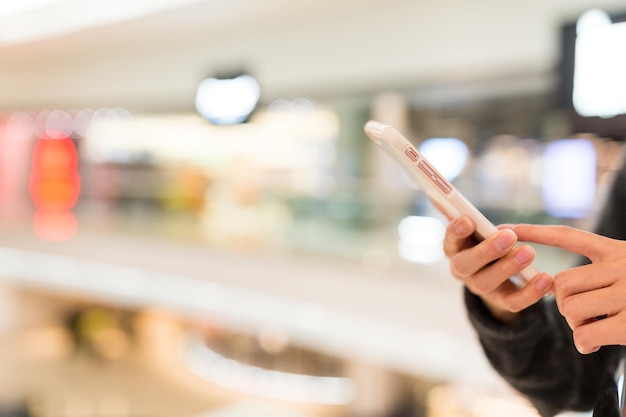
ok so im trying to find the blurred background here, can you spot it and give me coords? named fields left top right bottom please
left=1, top=0, right=625, bottom=416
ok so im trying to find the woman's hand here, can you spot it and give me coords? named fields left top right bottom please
left=513, top=224, right=626, bottom=354
left=444, top=216, right=553, bottom=324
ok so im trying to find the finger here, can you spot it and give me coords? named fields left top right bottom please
left=559, top=285, right=623, bottom=328
left=572, top=312, right=626, bottom=354
left=465, top=245, right=536, bottom=293
left=443, top=216, right=476, bottom=257
left=512, top=224, right=611, bottom=262
left=462, top=245, right=536, bottom=298
left=489, top=272, right=553, bottom=313
left=450, top=229, right=518, bottom=279
left=553, top=262, right=618, bottom=300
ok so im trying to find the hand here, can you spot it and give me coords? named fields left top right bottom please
left=513, top=224, right=626, bottom=354
left=444, top=216, right=553, bottom=324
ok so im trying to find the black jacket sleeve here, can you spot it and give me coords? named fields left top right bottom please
left=466, top=290, right=620, bottom=416
left=465, top=155, right=626, bottom=416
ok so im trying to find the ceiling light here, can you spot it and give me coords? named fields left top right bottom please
left=195, top=74, right=261, bottom=125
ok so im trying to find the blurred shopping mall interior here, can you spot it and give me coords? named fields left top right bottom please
left=1, top=1, right=626, bottom=416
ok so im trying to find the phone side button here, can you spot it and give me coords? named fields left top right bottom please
left=419, top=161, right=452, bottom=194
left=418, top=161, right=436, bottom=177
left=433, top=177, right=452, bottom=194
left=404, top=147, right=419, bottom=162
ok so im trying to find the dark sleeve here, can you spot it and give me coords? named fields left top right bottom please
left=466, top=289, right=620, bottom=417
left=465, top=157, right=626, bottom=416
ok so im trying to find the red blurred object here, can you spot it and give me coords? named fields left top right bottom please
left=32, top=210, right=78, bottom=242
left=29, top=133, right=81, bottom=211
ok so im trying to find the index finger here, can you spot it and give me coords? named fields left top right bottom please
left=511, top=224, right=608, bottom=262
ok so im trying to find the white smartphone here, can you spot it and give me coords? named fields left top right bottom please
left=364, top=120, right=539, bottom=284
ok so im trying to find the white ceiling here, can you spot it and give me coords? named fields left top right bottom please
left=0, top=0, right=624, bottom=112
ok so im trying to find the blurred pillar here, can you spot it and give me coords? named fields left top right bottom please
left=368, top=92, right=415, bottom=190
left=370, top=92, right=411, bottom=135
left=333, top=101, right=371, bottom=229
left=335, top=101, right=371, bottom=186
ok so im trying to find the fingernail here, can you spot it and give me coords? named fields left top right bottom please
left=514, top=247, right=534, bottom=264
left=494, top=229, right=516, bottom=251
left=534, top=274, right=552, bottom=292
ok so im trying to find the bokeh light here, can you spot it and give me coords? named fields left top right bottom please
left=195, top=74, right=261, bottom=125
left=397, top=216, right=446, bottom=264
left=419, top=138, right=469, bottom=182
left=542, top=139, right=597, bottom=218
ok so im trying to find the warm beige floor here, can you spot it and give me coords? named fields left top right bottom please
left=0, top=288, right=344, bottom=417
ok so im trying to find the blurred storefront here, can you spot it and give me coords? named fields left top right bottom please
left=0, top=86, right=623, bottom=417
left=1, top=4, right=626, bottom=417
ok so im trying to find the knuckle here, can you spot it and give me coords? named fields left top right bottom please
left=552, top=273, right=563, bottom=290
left=468, top=276, right=492, bottom=295
left=554, top=225, right=575, bottom=236
left=449, top=265, right=464, bottom=282
left=559, top=297, right=576, bottom=318
left=450, top=256, right=471, bottom=279
left=573, top=327, right=593, bottom=353
left=501, top=298, right=522, bottom=314
left=553, top=225, right=581, bottom=247
left=443, top=242, right=456, bottom=258
left=552, top=271, right=573, bottom=294
left=505, top=289, right=541, bottom=314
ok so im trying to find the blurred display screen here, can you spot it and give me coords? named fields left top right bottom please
left=573, top=9, right=626, bottom=118
left=560, top=8, right=626, bottom=138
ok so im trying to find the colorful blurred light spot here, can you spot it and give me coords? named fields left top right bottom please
left=542, top=139, right=596, bottom=218
left=29, top=134, right=81, bottom=211
left=29, top=133, right=81, bottom=241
